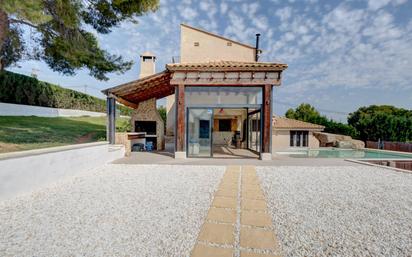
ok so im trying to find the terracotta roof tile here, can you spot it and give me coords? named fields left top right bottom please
left=166, top=61, right=287, bottom=71
left=272, top=116, right=325, bottom=130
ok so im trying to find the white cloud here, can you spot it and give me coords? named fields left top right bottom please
left=323, top=4, right=365, bottom=34
left=275, top=6, right=292, bottom=22
left=367, top=0, right=391, bottom=10
left=393, top=0, right=407, bottom=5
left=178, top=6, right=198, bottom=21
left=220, top=2, right=228, bottom=14
left=224, top=10, right=255, bottom=43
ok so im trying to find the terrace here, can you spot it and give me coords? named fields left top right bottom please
left=0, top=160, right=411, bottom=256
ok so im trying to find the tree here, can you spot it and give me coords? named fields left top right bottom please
left=157, top=105, right=166, bottom=122
left=285, top=103, right=358, bottom=138
left=348, top=105, right=412, bottom=142
left=285, top=103, right=320, bottom=121
left=0, top=0, right=159, bottom=80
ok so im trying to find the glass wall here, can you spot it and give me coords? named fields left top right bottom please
left=187, top=108, right=213, bottom=157
left=185, top=86, right=262, bottom=106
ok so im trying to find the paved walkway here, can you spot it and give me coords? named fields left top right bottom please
left=191, top=166, right=282, bottom=257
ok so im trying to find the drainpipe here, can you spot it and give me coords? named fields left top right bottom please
left=255, top=33, right=261, bottom=62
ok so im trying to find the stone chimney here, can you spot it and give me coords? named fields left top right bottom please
left=139, top=51, right=156, bottom=78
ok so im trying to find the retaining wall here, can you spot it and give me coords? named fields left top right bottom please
left=0, top=102, right=106, bottom=117
left=0, top=142, right=124, bottom=201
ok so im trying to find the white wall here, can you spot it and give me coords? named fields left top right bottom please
left=0, top=102, right=106, bottom=117
left=180, top=24, right=255, bottom=63
left=0, top=142, right=124, bottom=201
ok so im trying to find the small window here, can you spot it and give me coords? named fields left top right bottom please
left=218, top=119, right=231, bottom=132
left=227, top=42, right=232, bottom=46
left=290, top=131, right=309, bottom=147
left=194, top=42, right=200, bottom=46
left=142, top=56, right=152, bottom=62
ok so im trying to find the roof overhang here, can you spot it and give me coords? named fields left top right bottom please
left=102, top=61, right=288, bottom=108
left=102, top=71, right=173, bottom=108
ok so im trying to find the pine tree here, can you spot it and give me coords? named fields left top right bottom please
left=0, top=0, right=158, bottom=80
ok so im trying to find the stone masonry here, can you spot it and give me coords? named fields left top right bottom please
left=131, top=98, right=164, bottom=150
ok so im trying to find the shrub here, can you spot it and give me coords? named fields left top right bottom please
left=0, top=70, right=131, bottom=115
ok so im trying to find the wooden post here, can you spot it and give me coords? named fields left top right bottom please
left=107, top=96, right=116, bottom=144
left=175, top=84, right=185, bottom=153
left=262, top=84, right=272, bottom=154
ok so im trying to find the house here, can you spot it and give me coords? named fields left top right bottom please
left=272, top=116, right=324, bottom=150
left=103, top=24, right=288, bottom=160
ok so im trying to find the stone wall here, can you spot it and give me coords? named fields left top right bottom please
left=131, top=98, right=164, bottom=150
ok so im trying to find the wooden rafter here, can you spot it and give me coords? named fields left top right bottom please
left=108, top=93, right=139, bottom=109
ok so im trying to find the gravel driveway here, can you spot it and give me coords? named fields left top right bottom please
left=257, top=166, right=412, bottom=257
left=0, top=164, right=224, bottom=257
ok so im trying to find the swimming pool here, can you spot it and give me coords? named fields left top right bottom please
left=276, top=148, right=412, bottom=159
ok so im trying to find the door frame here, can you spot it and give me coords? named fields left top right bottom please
left=246, top=108, right=262, bottom=154
left=186, top=107, right=214, bottom=158
left=185, top=106, right=262, bottom=158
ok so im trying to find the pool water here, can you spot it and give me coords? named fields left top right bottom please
left=277, top=148, right=412, bottom=159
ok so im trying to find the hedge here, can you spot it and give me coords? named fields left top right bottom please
left=0, top=71, right=131, bottom=116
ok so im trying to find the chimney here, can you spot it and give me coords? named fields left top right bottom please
left=255, top=34, right=261, bottom=62
left=139, top=51, right=156, bottom=78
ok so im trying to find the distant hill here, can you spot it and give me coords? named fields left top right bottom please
left=0, top=71, right=131, bottom=115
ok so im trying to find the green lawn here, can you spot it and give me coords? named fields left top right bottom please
left=0, top=116, right=129, bottom=153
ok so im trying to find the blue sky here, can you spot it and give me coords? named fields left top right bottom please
left=9, top=0, right=412, bottom=121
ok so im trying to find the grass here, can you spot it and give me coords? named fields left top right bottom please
left=0, top=116, right=129, bottom=153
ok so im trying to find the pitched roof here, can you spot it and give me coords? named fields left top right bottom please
left=102, top=71, right=173, bottom=103
left=166, top=61, right=287, bottom=71
left=272, top=116, right=325, bottom=130
left=181, top=23, right=256, bottom=50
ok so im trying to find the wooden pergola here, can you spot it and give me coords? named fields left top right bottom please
left=103, top=61, right=287, bottom=159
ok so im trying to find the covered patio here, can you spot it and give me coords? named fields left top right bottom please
left=102, top=61, right=287, bottom=160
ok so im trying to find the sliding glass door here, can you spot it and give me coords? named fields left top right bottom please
left=247, top=110, right=261, bottom=153
left=187, top=108, right=213, bottom=157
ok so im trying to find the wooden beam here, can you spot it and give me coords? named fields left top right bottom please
left=108, top=93, right=139, bottom=109
left=127, top=85, right=174, bottom=103
left=115, top=76, right=171, bottom=95
left=261, top=84, right=272, bottom=153
left=170, top=78, right=280, bottom=85
left=175, top=84, right=185, bottom=152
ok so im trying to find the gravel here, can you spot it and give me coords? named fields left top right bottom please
left=0, top=164, right=224, bottom=257
left=257, top=166, right=412, bottom=257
